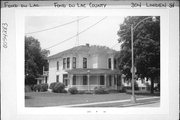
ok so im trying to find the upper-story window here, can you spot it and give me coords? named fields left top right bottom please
left=57, top=61, right=59, bottom=70
left=114, top=59, right=117, bottom=69
left=108, top=58, right=111, bottom=69
left=67, top=57, right=70, bottom=69
left=73, top=57, right=76, bottom=69
left=63, top=58, right=66, bottom=69
left=83, top=57, right=87, bottom=68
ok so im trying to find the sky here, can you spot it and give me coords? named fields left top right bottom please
left=25, top=16, right=125, bottom=56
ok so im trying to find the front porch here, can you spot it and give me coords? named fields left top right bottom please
left=65, top=69, right=121, bottom=91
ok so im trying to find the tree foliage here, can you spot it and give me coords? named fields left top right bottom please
left=116, top=16, right=160, bottom=93
left=25, top=36, right=49, bottom=85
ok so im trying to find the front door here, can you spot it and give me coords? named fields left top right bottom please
left=63, top=74, right=69, bottom=86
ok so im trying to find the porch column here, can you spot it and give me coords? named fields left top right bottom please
left=87, top=74, right=90, bottom=91
left=104, top=74, right=107, bottom=87
left=111, top=57, right=114, bottom=70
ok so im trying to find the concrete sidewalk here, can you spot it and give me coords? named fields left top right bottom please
left=132, top=101, right=160, bottom=107
left=55, top=97, right=160, bottom=107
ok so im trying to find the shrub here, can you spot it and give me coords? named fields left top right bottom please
left=40, top=83, right=48, bottom=92
left=94, top=87, right=109, bottom=94
left=119, top=85, right=126, bottom=93
left=78, top=90, right=85, bottom=94
left=33, top=84, right=41, bottom=92
left=134, top=81, right=139, bottom=90
left=49, top=82, right=57, bottom=89
left=145, top=83, right=151, bottom=91
left=68, top=87, right=78, bottom=94
left=84, top=91, right=93, bottom=94
left=33, top=84, right=48, bottom=92
left=52, top=82, right=65, bottom=93
left=61, top=89, right=68, bottom=93
left=125, top=86, right=131, bottom=90
left=25, top=85, right=32, bottom=92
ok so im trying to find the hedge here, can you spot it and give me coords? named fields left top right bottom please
left=68, top=87, right=78, bottom=94
left=33, top=83, right=48, bottom=92
left=52, top=82, right=65, bottom=93
left=94, top=87, right=109, bottom=94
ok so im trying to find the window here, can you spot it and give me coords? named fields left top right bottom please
left=83, top=57, right=87, bottom=68
left=73, top=57, right=76, bottom=69
left=56, top=75, right=59, bottom=82
left=108, top=58, right=111, bottom=69
left=63, top=74, right=68, bottom=86
left=63, top=58, right=66, bottom=69
left=67, top=57, right=70, bottom=69
left=114, top=59, right=117, bottom=69
left=83, top=76, right=87, bottom=85
left=109, top=75, right=112, bottom=86
left=114, top=76, right=117, bottom=85
left=57, top=61, right=59, bottom=70
left=45, top=76, right=48, bottom=83
left=73, top=75, right=76, bottom=85
left=100, top=76, right=105, bottom=85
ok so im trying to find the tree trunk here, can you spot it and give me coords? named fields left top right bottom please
left=151, top=78, right=154, bottom=94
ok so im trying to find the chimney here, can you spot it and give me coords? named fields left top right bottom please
left=86, top=43, right=90, bottom=47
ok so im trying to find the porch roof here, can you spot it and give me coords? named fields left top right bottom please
left=66, top=68, right=120, bottom=75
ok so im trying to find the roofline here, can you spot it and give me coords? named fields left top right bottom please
left=47, top=45, right=118, bottom=60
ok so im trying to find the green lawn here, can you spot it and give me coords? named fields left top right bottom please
left=25, top=92, right=159, bottom=107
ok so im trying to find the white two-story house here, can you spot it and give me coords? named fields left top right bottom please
left=47, top=44, right=121, bottom=91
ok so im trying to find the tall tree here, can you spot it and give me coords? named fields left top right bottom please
left=25, top=36, right=49, bottom=85
left=116, top=16, right=160, bottom=93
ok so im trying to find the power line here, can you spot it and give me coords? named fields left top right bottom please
left=25, top=16, right=88, bottom=35
left=45, top=17, right=107, bottom=50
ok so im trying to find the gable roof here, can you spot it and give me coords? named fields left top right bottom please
left=47, top=44, right=117, bottom=60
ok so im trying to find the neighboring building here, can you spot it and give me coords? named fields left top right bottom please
left=36, top=68, right=48, bottom=85
left=121, top=75, right=152, bottom=91
left=47, top=44, right=121, bottom=91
